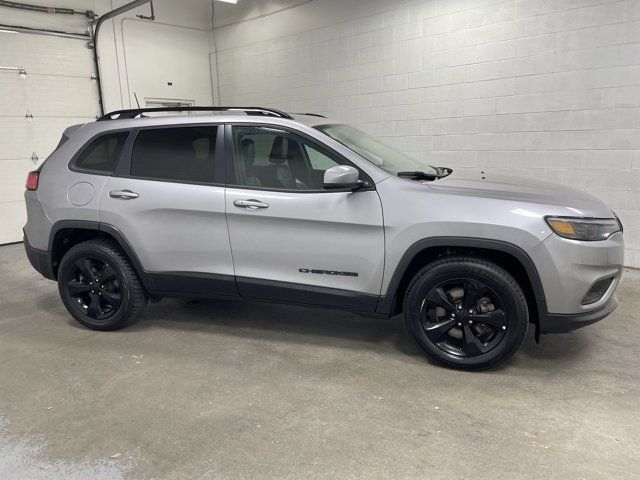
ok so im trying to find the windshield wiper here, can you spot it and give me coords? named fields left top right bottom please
left=397, top=167, right=453, bottom=181
left=397, top=170, right=439, bottom=181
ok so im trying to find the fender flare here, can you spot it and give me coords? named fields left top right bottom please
left=375, top=236, right=548, bottom=320
left=48, top=220, right=156, bottom=291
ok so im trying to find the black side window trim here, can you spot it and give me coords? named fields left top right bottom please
left=68, top=128, right=132, bottom=176
left=113, top=123, right=226, bottom=186
left=224, top=123, right=375, bottom=193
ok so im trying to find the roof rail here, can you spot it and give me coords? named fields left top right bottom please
left=97, top=106, right=294, bottom=121
left=292, top=112, right=327, bottom=118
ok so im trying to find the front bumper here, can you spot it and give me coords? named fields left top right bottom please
left=23, top=232, right=55, bottom=280
left=531, top=231, right=623, bottom=311
left=539, top=294, right=619, bottom=333
left=530, top=230, right=623, bottom=334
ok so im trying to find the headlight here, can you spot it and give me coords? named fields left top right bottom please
left=545, top=216, right=621, bottom=241
left=612, top=211, right=624, bottom=233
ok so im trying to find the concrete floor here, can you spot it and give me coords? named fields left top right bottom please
left=0, top=243, right=638, bottom=480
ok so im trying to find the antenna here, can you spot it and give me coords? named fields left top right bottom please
left=133, top=92, right=141, bottom=109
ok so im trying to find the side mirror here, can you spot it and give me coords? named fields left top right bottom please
left=323, top=165, right=362, bottom=190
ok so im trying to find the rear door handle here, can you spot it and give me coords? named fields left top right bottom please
left=233, top=199, right=269, bottom=210
left=109, top=189, right=139, bottom=200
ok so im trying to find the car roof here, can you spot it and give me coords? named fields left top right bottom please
left=77, top=111, right=337, bottom=137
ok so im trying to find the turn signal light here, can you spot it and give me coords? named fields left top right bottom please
left=547, top=218, right=575, bottom=236
left=26, top=171, right=39, bottom=191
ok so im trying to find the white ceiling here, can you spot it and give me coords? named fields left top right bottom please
left=212, top=0, right=309, bottom=28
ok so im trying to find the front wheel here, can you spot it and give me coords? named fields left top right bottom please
left=403, top=255, right=528, bottom=370
left=57, top=239, right=147, bottom=330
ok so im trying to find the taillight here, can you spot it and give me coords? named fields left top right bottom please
left=26, top=171, right=39, bottom=191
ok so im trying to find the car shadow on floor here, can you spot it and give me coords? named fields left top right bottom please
left=25, top=282, right=591, bottom=372
left=132, top=297, right=424, bottom=358
left=116, top=296, right=591, bottom=371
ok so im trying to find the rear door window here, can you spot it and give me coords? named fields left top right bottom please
left=130, top=126, right=218, bottom=184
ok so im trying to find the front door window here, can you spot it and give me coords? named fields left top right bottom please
left=232, top=126, right=345, bottom=190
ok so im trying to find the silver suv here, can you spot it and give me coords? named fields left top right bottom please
left=23, top=107, right=624, bottom=369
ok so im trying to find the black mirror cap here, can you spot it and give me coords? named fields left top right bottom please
left=323, top=179, right=365, bottom=191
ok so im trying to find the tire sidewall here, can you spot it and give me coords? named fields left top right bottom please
left=404, top=260, right=528, bottom=369
left=57, top=244, right=132, bottom=330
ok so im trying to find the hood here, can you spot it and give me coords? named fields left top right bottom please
left=426, top=169, right=613, bottom=218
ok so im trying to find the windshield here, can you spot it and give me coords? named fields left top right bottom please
left=316, top=124, right=437, bottom=176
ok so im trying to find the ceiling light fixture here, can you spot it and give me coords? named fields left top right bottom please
left=216, top=0, right=238, bottom=4
left=0, top=28, right=18, bottom=34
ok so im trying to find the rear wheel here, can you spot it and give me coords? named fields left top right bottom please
left=403, top=255, right=528, bottom=370
left=57, top=239, right=147, bottom=330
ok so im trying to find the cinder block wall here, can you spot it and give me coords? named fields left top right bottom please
left=212, top=0, right=640, bottom=267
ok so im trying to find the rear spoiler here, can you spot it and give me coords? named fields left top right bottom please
left=37, top=123, right=88, bottom=171
left=54, top=123, right=87, bottom=150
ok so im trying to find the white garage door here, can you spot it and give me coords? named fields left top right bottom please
left=0, top=31, right=99, bottom=244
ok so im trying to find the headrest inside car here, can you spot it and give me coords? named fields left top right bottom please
left=269, top=136, right=289, bottom=164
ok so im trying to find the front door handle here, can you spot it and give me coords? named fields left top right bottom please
left=233, top=199, right=269, bottom=210
left=109, top=189, right=140, bottom=200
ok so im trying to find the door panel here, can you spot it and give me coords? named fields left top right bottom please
left=225, top=188, right=385, bottom=297
left=100, top=178, right=233, bottom=278
left=98, top=123, right=234, bottom=296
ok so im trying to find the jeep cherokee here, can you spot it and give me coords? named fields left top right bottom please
left=23, top=106, right=624, bottom=369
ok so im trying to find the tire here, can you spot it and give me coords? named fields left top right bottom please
left=403, top=255, right=528, bottom=370
left=57, top=239, right=147, bottom=331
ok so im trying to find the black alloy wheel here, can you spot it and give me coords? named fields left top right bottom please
left=66, top=257, right=122, bottom=321
left=421, top=278, right=507, bottom=358
left=403, top=255, right=528, bottom=370
left=58, top=239, right=147, bottom=330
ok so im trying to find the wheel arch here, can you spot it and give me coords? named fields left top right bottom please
left=376, top=237, right=548, bottom=331
left=49, top=220, right=155, bottom=292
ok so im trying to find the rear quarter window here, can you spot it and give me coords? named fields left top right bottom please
left=73, top=131, right=129, bottom=173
